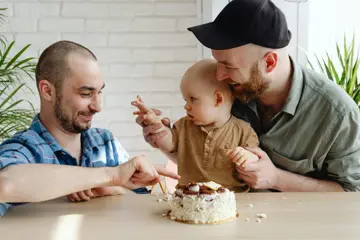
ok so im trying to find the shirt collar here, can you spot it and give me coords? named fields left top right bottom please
left=30, top=114, right=63, bottom=153
left=29, top=114, right=96, bottom=153
left=199, top=115, right=234, bottom=133
left=281, top=57, right=304, bottom=116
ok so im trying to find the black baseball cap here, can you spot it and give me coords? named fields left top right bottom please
left=188, top=0, right=292, bottom=50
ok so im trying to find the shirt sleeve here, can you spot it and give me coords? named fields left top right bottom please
left=324, top=108, right=360, bottom=191
left=0, top=141, right=34, bottom=170
left=111, top=137, right=130, bottom=165
left=170, top=119, right=182, bottom=153
left=0, top=141, right=34, bottom=216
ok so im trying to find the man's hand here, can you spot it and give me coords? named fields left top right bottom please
left=226, top=147, right=259, bottom=167
left=132, top=95, right=171, bottom=148
left=67, top=186, right=128, bottom=202
left=235, top=147, right=279, bottom=189
left=112, top=155, right=180, bottom=189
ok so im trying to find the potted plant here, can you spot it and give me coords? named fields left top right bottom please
left=0, top=8, right=36, bottom=142
left=308, top=34, right=360, bottom=108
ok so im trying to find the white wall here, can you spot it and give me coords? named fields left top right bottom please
left=307, top=0, right=360, bottom=69
left=0, top=0, right=200, bottom=164
left=271, top=0, right=300, bottom=61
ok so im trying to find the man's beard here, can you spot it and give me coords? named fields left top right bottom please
left=54, top=94, right=93, bottom=134
left=229, top=63, right=269, bottom=104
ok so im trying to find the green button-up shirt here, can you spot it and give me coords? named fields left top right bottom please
left=231, top=59, right=360, bottom=191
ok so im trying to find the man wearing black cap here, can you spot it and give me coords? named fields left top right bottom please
left=137, top=0, right=360, bottom=192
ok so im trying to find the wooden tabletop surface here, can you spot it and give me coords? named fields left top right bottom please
left=1, top=192, right=360, bottom=240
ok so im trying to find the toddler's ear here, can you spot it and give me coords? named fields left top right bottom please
left=215, top=92, right=224, bottom=106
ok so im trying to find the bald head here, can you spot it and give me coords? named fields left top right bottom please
left=36, top=40, right=97, bottom=91
left=181, top=59, right=231, bottom=97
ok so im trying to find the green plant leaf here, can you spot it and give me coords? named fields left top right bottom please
left=12, top=57, right=35, bottom=70
left=3, top=99, right=26, bottom=112
left=348, top=34, right=356, bottom=87
left=0, top=37, right=6, bottom=57
left=0, top=10, right=37, bottom=141
left=0, top=40, right=14, bottom=67
left=327, top=52, right=340, bottom=84
left=323, top=58, right=334, bottom=81
left=5, top=44, right=32, bottom=70
left=344, top=34, right=348, bottom=63
left=307, top=56, right=315, bottom=70
left=353, top=85, right=360, bottom=100
left=0, top=83, right=25, bottom=110
left=336, top=43, right=345, bottom=69
left=308, top=33, right=360, bottom=109
left=343, top=48, right=352, bottom=86
left=315, top=54, right=325, bottom=73
left=347, top=59, right=359, bottom=95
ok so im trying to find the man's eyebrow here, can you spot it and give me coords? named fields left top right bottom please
left=79, top=84, right=105, bottom=91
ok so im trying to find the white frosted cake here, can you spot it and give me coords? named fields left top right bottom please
left=167, top=181, right=238, bottom=224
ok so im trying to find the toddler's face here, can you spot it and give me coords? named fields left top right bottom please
left=180, top=78, right=219, bottom=126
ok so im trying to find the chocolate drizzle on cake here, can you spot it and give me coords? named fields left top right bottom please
left=175, top=182, right=225, bottom=196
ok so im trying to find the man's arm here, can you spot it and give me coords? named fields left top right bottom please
left=0, top=156, right=180, bottom=203
left=238, top=147, right=345, bottom=192
left=322, top=108, right=360, bottom=192
left=0, top=163, right=115, bottom=202
left=274, top=168, right=344, bottom=192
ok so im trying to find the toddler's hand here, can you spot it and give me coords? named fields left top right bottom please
left=226, top=146, right=259, bottom=167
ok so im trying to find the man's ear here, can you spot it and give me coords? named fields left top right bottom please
left=38, top=80, right=55, bottom=101
left=215, top=91, right=224, bottom=106
left=263, top=51, right=278, bottom=73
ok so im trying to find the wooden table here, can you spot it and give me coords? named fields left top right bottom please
left=1, top=192, right=360, bottom=240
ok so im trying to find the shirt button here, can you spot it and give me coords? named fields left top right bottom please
left=206, top=139, right=210, bottom=144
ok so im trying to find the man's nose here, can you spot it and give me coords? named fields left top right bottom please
left=216, top=64, right=229, bottom=81
left=90, top=95, right=102, bottom=113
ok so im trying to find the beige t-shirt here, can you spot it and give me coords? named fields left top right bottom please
left=171, top=116, right=259, bottom=191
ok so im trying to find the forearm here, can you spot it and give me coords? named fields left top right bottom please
left=156, top=127, right=175, bottom=153
left=274, top=168, right=345, bottom=192
left=0, top=164, right=115, bottom=202
left=104, top=186, right=133, bottom=195
left=156, top=127, right=178, bottom=164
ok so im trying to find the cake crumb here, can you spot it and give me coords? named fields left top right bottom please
left=162, top=213, right=167, bottom=217
left=281, top=197, right=287, bottom=200
left=157, top=199, right=163, bottom=202
left=256, top=213, right=267, bottom=219
left=256, top=218, right=262, bottom=223
left=248, top=204, right=254, bottom=208
left=245, top=218, right=250, bottom=222
left=164, top=194, right=172, bottom=201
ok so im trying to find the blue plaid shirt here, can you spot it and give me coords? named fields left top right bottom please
left=0, top=114, right=148, bottom=216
